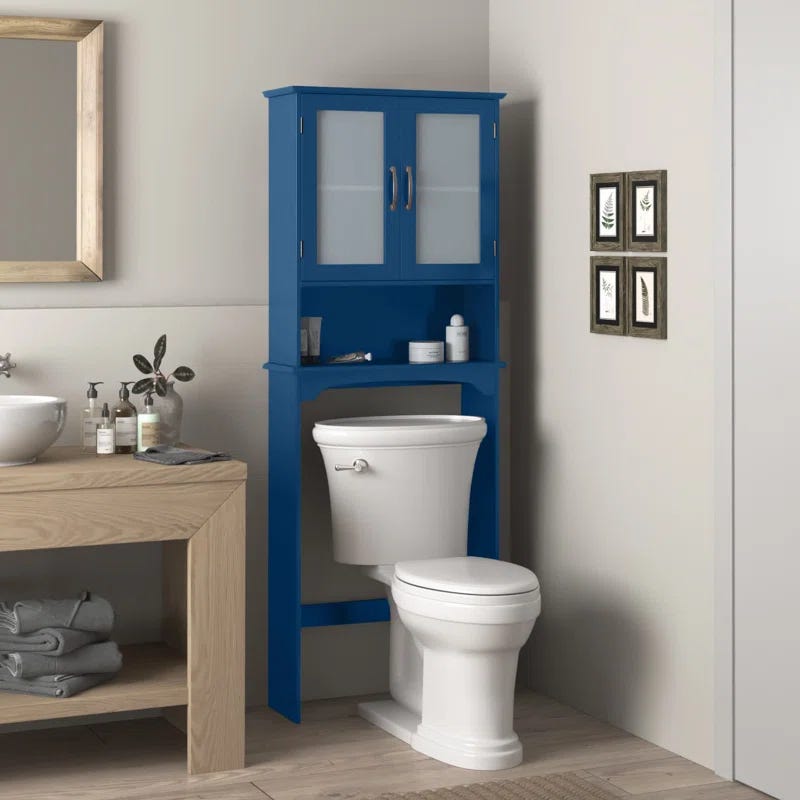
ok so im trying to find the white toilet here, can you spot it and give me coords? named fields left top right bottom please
left=313, top=414, right=541, bottom=771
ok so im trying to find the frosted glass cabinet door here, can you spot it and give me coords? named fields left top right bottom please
left=415, top=113, right=480, bottom=265
left=317, top=110, right=384, bottom=265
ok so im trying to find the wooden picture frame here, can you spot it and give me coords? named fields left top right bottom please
left=0, top=16, right=103, bottom=282
left=590, top=173, right=624, bottom=251
left=625, top=170, right=667, bottom=252
left=590, top=256, right=626, bottom=335
left=626, top=257, right=667, bottom=339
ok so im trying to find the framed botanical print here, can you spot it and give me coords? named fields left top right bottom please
left=590, top=173, right=624, bottom=251
left=627, top=257, right=667, bottom=339
left=626, top=170, right=667, bottom=251
left=590, top=256, right=626, bottom=335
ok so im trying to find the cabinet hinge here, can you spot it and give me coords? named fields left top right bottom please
left=492, top=122, right=497, bottom=139
left=299, top=116, right=303, bottom=134
left=493, top=240, right=497, bottom=257
left=299, top=240, right=304, bottom=259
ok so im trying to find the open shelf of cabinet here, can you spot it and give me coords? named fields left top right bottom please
left=265, top=85, right=505, bottom=724
left=265, top=360, right=504, bottom=401
left=0, top=644, right=186, bottom=725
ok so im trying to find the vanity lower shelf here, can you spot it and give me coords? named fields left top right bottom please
left=0, top=643, right=186, bottom=725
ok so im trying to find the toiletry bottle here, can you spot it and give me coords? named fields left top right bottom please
left=445, top=314, right=470, bottom=362
left=82, top=381, right=104, bottom=454
left=113, top=381, right=138, bottom=455
left=96, top=403, right=116, bottom=456
left=137, top=392, right=161, bottom=452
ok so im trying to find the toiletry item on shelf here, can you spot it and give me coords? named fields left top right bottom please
left=409, top=340, right=444, bottom=364
left=81, top=382, right=104, bottom=454
left=445, top=314, right=470, bottom=362
left=137, top=392, right=160, bottom=452
left=96, top=404, right=115, bottom=456
left=301, top=317, right=322, bottom=364
left=328, top=351, right=373, bottom=364
left=112, top=382, right=138, bottom=454
left=300, top=328, right=309, bottom=363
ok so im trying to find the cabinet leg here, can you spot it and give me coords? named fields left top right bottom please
left=268, top=372, right=302, bottom=722
left=186, top=483, right=246, bottom=774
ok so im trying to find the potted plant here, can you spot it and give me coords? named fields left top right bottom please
left=132, top=334, right=195, bottom=445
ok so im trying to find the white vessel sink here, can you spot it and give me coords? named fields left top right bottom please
left=0, top=396, right=67, bottom=466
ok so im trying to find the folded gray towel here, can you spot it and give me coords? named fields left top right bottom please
left=0, top=627, right=104, bottom=655
left=133, top=445, right=231, bottom=465
left=0, top=593, right=114, bottom=636
left=0, top=672, right=113, bottom=698
left=0, top=642, right=122, bottom=679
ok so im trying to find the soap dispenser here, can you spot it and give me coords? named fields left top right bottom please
left=113, top=381, right=138, bottom=454
left=96, top=403, right=116, bottom=456
left=137, top=392, right=161, bottom=452
left=82, top=381, right=104, bottom=454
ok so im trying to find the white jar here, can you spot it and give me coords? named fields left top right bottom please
left=409, top=340, right=444, bottom=364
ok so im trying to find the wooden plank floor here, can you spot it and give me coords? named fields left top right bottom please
left=0, top=691, right=771, bottom=800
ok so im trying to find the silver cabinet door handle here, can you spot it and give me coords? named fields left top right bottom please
left=405, top=165, right=414, bottom=211
left=335, top=458, right=369, bottom=473
left=389, top=166, right=398, bottom=211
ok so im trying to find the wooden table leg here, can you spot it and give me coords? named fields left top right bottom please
left=186, top=482, right=246, bottom=774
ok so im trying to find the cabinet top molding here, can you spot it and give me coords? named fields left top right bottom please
left=262, top=85, right=506, bottom=101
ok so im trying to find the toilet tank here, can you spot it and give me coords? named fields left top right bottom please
left=313, top=415, right=487, bottom=565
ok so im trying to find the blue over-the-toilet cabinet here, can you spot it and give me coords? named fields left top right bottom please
left=264, top=86, right=505, bottom=722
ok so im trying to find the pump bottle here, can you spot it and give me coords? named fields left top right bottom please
left=96, top=403, right=116, bottom=456
left=112, top=382, right=138, bottom=454
left=137, top=392, right=161, bottom=452
left=82, top=381, right=104, bottom=454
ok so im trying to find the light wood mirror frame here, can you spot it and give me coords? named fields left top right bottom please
left=0, top=16, right=103, bottom=282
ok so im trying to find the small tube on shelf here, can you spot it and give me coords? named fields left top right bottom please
left=327, top=351, right=373, bottom=364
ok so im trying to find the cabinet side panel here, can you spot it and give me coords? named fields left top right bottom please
left=268, top=93, right=300, bottom=365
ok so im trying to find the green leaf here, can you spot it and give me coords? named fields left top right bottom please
left=155, top=376, right=168, bottom=397
left=132, top=377, right=154, bottom=394
left=172, top=366, right=195, bottom=382
left=153, top=334, right=167, bottom=372
left=640, top=276, right=650, bottom=317
left=133, top=354, right=153, bottom=374
left=601, top=192, right=616, bottom=230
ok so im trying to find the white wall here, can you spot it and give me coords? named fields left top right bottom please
left=0, top=0, right=490, bottom=705
left=733, top=2, right=800, bottom=796
left=490, top=0, right=717, bottom=766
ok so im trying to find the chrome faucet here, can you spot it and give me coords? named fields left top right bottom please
left=0, top=353, right=16, bottom=378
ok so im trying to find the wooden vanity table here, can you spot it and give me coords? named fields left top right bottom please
left=0, top=446, right=247, bottom=774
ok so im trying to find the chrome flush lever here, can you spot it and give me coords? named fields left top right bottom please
left=335, top=458, right=369, bottom=473
left=0, top=353, right=16, bottom=378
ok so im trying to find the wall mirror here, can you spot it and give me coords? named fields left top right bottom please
left=0, top=16, right=103, bottom=282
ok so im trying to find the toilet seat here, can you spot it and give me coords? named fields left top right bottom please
left=393, top=558, right=541, bottom=626
left=395, top=556, right=539, bottom=596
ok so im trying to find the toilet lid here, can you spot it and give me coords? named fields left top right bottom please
left=395, top=557, right=539, bottom=596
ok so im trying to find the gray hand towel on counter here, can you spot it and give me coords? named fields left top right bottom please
left=0, top=672, right=113, bottom=698
left=133, top=445, right=231, bottom=465
left=0, top=592, right=114, bottom=636
left=0, top=627, right=104, bottom=655
left=0, top=642, right=122, bottom=679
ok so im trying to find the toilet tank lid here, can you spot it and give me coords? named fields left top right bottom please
left=313, top=415, right=487, bottom=447
left=395, top=557, right=539, bottom=596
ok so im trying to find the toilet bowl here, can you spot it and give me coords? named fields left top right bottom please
left=313, top=415, right=541, bottom=770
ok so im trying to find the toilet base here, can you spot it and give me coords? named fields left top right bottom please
left=358, top=699, right=523, bottom=771
left=358, top=699, right=417, bottom=744
left=412, top=724, right=522, bottom=771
